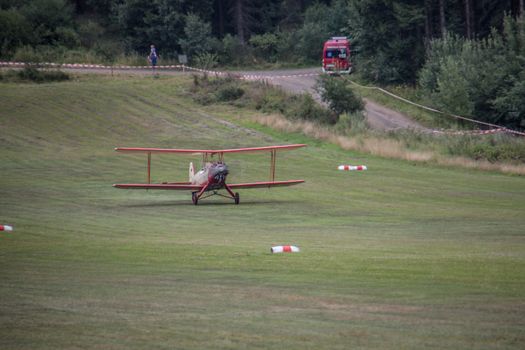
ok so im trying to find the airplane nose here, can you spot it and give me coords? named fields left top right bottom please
left=209, top=163, right=229, bottom=184
left=213, top=163, right=229, bottom=175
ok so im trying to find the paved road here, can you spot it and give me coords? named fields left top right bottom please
left=235, top=67, right=426, bottom=131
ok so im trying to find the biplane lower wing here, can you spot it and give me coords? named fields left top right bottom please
left=113, top=182, right=201, bottom=190
left=228, top=180, right=304, bottom=189
left=113, top=180, right=304, bottom=190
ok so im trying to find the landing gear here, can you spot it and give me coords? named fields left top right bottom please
left=234, top=192, right=240, bottom=205
left=191, top=185, right=239, bottom=205
left=192, top=192, right=198, bottom=205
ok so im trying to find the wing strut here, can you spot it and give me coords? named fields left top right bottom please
left=147, top=152, right=151, bottom=184
left=201, top=152, right=225, bottom=166
left=270, top=149, right=276, bottom=182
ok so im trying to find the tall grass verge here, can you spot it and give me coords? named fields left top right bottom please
left=253, top=114, right=525, bottom=175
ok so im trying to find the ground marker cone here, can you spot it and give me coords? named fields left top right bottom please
left=0, top=225, right=13, bottom=232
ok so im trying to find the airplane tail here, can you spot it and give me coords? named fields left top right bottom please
left=189, top=162, right=195, bottom=182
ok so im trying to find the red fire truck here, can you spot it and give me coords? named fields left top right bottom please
left=322, top=36, right=352, bottom=74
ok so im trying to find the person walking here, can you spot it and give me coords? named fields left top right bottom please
left=148, top=44, right=158, bottom=73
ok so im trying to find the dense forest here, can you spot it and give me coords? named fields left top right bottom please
left=1, top=0, right=524, bottom=129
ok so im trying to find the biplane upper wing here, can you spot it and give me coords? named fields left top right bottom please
left=115, top=144, right=306, bottom=155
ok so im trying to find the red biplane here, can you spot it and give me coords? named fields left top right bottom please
left=113, top=144, right=306, bottom=205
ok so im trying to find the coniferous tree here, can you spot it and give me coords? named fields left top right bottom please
left=229, top=0, right=254, bottom=44
left=465, top=0, right=473, bottom=38
left=439, top=0, right=446, bottom=36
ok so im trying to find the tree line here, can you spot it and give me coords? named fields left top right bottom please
left=1, top=0, right=524, bottom=129
left=1, top=1, right=522, bottom=65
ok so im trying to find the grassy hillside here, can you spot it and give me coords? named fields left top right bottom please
left=1, top=75, right=525, bottom=349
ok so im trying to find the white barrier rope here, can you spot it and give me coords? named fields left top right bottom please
left=0, top=61, right=184, bottom=70
left=347, top=79, right=525, bottom=137
left=0, top=61, right=318, bottom=80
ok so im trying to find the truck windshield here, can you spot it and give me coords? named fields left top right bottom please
left=325, top=48, right=347, bottom=59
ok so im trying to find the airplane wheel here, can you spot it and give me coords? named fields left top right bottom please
left=234, top=192, right=240, bottom=205
left=192, top=192, right=198, bottom=205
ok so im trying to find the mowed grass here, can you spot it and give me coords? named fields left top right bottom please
left=1, top=74, right=525, bottom=349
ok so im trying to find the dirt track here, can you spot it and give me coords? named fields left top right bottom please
left=248, top=67, right=426, bottom=131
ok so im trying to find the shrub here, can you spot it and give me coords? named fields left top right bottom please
left=285, top=94, right=335, bottom=124
left=432, top=56, right=473, bottom=116
left=0, top=67, right=70, bottom=83
left=444, top=134, right=525, bottom=163
left=190, top=74, right=245, bottom=104
left=12, top=45, right=43, bottom=62
left=249, top=33, right=278, bottom=63
left=257, top=88, right=288, bottom=114
left=335, top=112, right=368, bottom=134
left=216, top=85, right=244, bottom=101
left=218, top=34, right=252, bottom=66
left=17, top=67, right=70, bottom=83
left=0, top=8, right=32, bottom=57
left=315, top=75, right=364, bottom=117
left=193, top=52, right=219, bottom=70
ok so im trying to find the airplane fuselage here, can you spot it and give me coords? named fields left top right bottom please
left=192, top=162, right=229, bottom=190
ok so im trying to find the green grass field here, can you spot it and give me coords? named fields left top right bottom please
left=1, top=74, right=524, bottom=349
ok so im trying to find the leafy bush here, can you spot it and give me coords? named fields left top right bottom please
left=257, top=87, right=288, bottom=114
left=285, top=94, right=335, bottom=124
left=274, top=31, right=301, bottom=63
left=431, top=56, right=473, bottom=116
left=0, top=8, right=32, bottom=57
left=218, top=34, right=252, bottom=67
left=419, top=15, right=525, bottom=130
left=19, top=67, right=70, bottom=83
left=190, top=74, right=244, bottom=104
left=249, top=33, right=279, bottom=63
left=444, top=134, right=525, bottom=163
left=193, top=52, right=219, bottom=70
left=315, top=75, right=364, bottom=117
left=0, top=67, right=70, bottom=83
left=11, top=45, right=43, bottom=62
left=216, top=85, right=244, bottom=101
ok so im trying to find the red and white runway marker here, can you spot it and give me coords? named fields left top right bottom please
left=271, top=245, right=300, bottom=253
left=0, top=225, right=13, bottom=232
left=338, top=165, right=367, bottom=171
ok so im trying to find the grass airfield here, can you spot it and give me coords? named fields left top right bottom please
left=1, top=75, right=525, bottom=349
